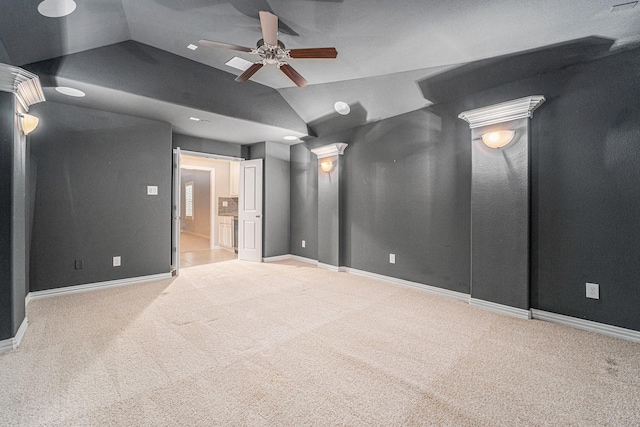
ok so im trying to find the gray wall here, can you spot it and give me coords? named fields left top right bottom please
left=298, top=106, right=472, bottom=294
left=0, top=91, right=29, bottom=341
left=181, top=169, right=211, bottom=237
left=291, top=46, right=640, bottom=331
left=28, top=102, right=172, bottom=291
left=249, top=142, right=291, bottom=258
left=471, top=119, right=530, bottom=309
left=290, top=144, right=318, bottom=260
left=0, top=92, right=15, bottom=339
left=173, top=133, right=243, bottom=158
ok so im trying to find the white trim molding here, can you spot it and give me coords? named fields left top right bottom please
left=531, top=309, right=640, bottom=343
left=317, top=262, right=346, bottom=272
left=458, top=96, right=545, bottom=129
left=262, top=255, right=292, bottom=263
left=0, top=317, right=29, bottom=354
left=0, top=62, right=46, bottom=111
left=345, top=267, right=470, bottom=302
left=288, top=255, right=319, bottom=265
left=469, top=298, right=532, bottom=320
left=26, top=273, right=172, bottom=306
left=310, top=143, right=348, bottom=159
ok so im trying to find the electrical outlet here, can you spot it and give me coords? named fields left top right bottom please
left=74, top=259, right=83, bottom=270
left=113, top=256, right=121, bottom=267
left=147, top=185, right=158, bottom=196
left=389, top=253, right=395, bottom=264
left=302, top=240, right=306, bottom=248
left=586, top=282, right=599, bottom=299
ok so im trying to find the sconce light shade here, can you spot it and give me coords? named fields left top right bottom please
left=320, top=160, right=335, bottom=173
left=18, top=113, right=39, bottom=135
left=481, top=130, right=515, bottom=148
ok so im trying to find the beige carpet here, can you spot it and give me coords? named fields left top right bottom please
left=1, top=260, right=639, bottom=426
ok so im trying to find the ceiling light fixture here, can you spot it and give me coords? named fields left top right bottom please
left=187, top=44, right=198, bottom=50
left=18, top=113, right=40, bottom=135
left=334, top=101, right=350, bottom=116
left=283, top=135, right=298, bottom=141
left=37, top=0, right=77, bottom=18
left=481, top=130, right=516, bottom=148
left=189, top=117, right=202, bottom=121
left=55, top=86, right=85, bottom=97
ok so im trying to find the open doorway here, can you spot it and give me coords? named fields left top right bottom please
left=178, top=152, right=240, bottom=268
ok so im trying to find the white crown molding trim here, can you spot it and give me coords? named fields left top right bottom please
left=0, top=62, right=46, bottom=111
left=311, top=143, right=348, bottom=159
left=345, top=267, right=470, bottom=302
left=0, top=317, right=29, bottom=354
left=470, top=298, right=532, bottom=320
left=531, top=309, right=640, bottom=343
left=26, top=273, right=172, bottom=306
left=458, top=95, right=545, bottom=129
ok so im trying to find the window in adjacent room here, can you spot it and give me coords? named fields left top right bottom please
left=185, top=181, right=194, bottom=219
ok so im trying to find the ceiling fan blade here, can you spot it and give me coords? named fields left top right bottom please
left=279, top=64, right=307, bottom=88
left=199, top=39, right=253, bottom=53
left=259, top=11, right=278, bottom=46
left=288, top=47, right=338, bottom=59
left=235, top=62, right=264, bottom=82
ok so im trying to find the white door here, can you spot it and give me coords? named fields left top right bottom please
left=238, top=159, right=263, bottom=262
left=171, top=148, right=181, bottom=275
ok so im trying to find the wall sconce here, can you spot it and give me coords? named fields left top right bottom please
left=481, top=130, right=515, bottom=148
left=320, top=160, right=335, bottom=173
left=18, top=113, right=39, bottom=135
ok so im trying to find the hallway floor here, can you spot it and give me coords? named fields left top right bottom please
left=180, top=232, right=236, bottom=268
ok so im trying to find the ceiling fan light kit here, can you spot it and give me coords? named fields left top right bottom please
left=200, top=11, right=338, bottom=87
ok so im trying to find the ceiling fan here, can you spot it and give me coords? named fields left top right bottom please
left=199, top=11, right=338, bottom=87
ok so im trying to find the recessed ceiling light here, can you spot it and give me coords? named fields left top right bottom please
left=225, top=56, right=253, bottom=72
left=189, top=117, right=202, bottom=121
left=55, top=86, right=85, bottom=97
left=187, top=44, right=198, bottom=50
left=283, top=135, right=298, bottom=141
left=334, top=101, right=351, bottom=116
left=38, top=0, right=77, bottom=18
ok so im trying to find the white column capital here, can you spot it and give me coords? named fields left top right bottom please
left=458, top=96, right=545, bottom=129
left=311, top=143, right=348, bottom=159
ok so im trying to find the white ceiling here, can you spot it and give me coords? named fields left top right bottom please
left=2, top=0, right=639, bottom=143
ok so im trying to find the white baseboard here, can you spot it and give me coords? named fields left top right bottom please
left=531, top=309, right=640, bottom=343
left=288, top=255, right=318, bottom=266
left=0, top=317, right=29, bottom=354
left=26, top=273, right=173, bottom=306
left=317, top=262, right=346, bottom=272
left=470, top=298, right=532, bottom=320
left=263, top=255, right=292, bottom=263
left=345, top=267, right=471, bottom=303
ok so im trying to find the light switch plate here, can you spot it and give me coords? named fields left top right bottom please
left=147, top=185, right=158, bottom=196
left=302, top=240, right=306, bottom=248
left=586, top=282, right=599, bottom=299
left=113, top=256, right=121, bottom=267
left=389, top=254, right=396, bottom=264
left=223, top=201, right=228, bottom=207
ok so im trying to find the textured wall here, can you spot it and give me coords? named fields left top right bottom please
left=292, top=46, right=640, bottom=331
left=290, top=144, right=318, bottom=261
left=0, top=92, right=15, bottom=339
left=28, top=102, right=172, bottom=291
left=471, top=119, right=529, bottom=309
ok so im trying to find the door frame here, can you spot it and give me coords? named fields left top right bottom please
left=172, top=149, right=244, bottom=274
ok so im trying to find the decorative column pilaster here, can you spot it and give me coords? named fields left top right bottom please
left=311, top=143, right=348, bottom=271
left=459, top=96, right=545, bottom=319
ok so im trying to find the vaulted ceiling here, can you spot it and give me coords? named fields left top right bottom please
left=2, top=0, right=639, bottom=143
